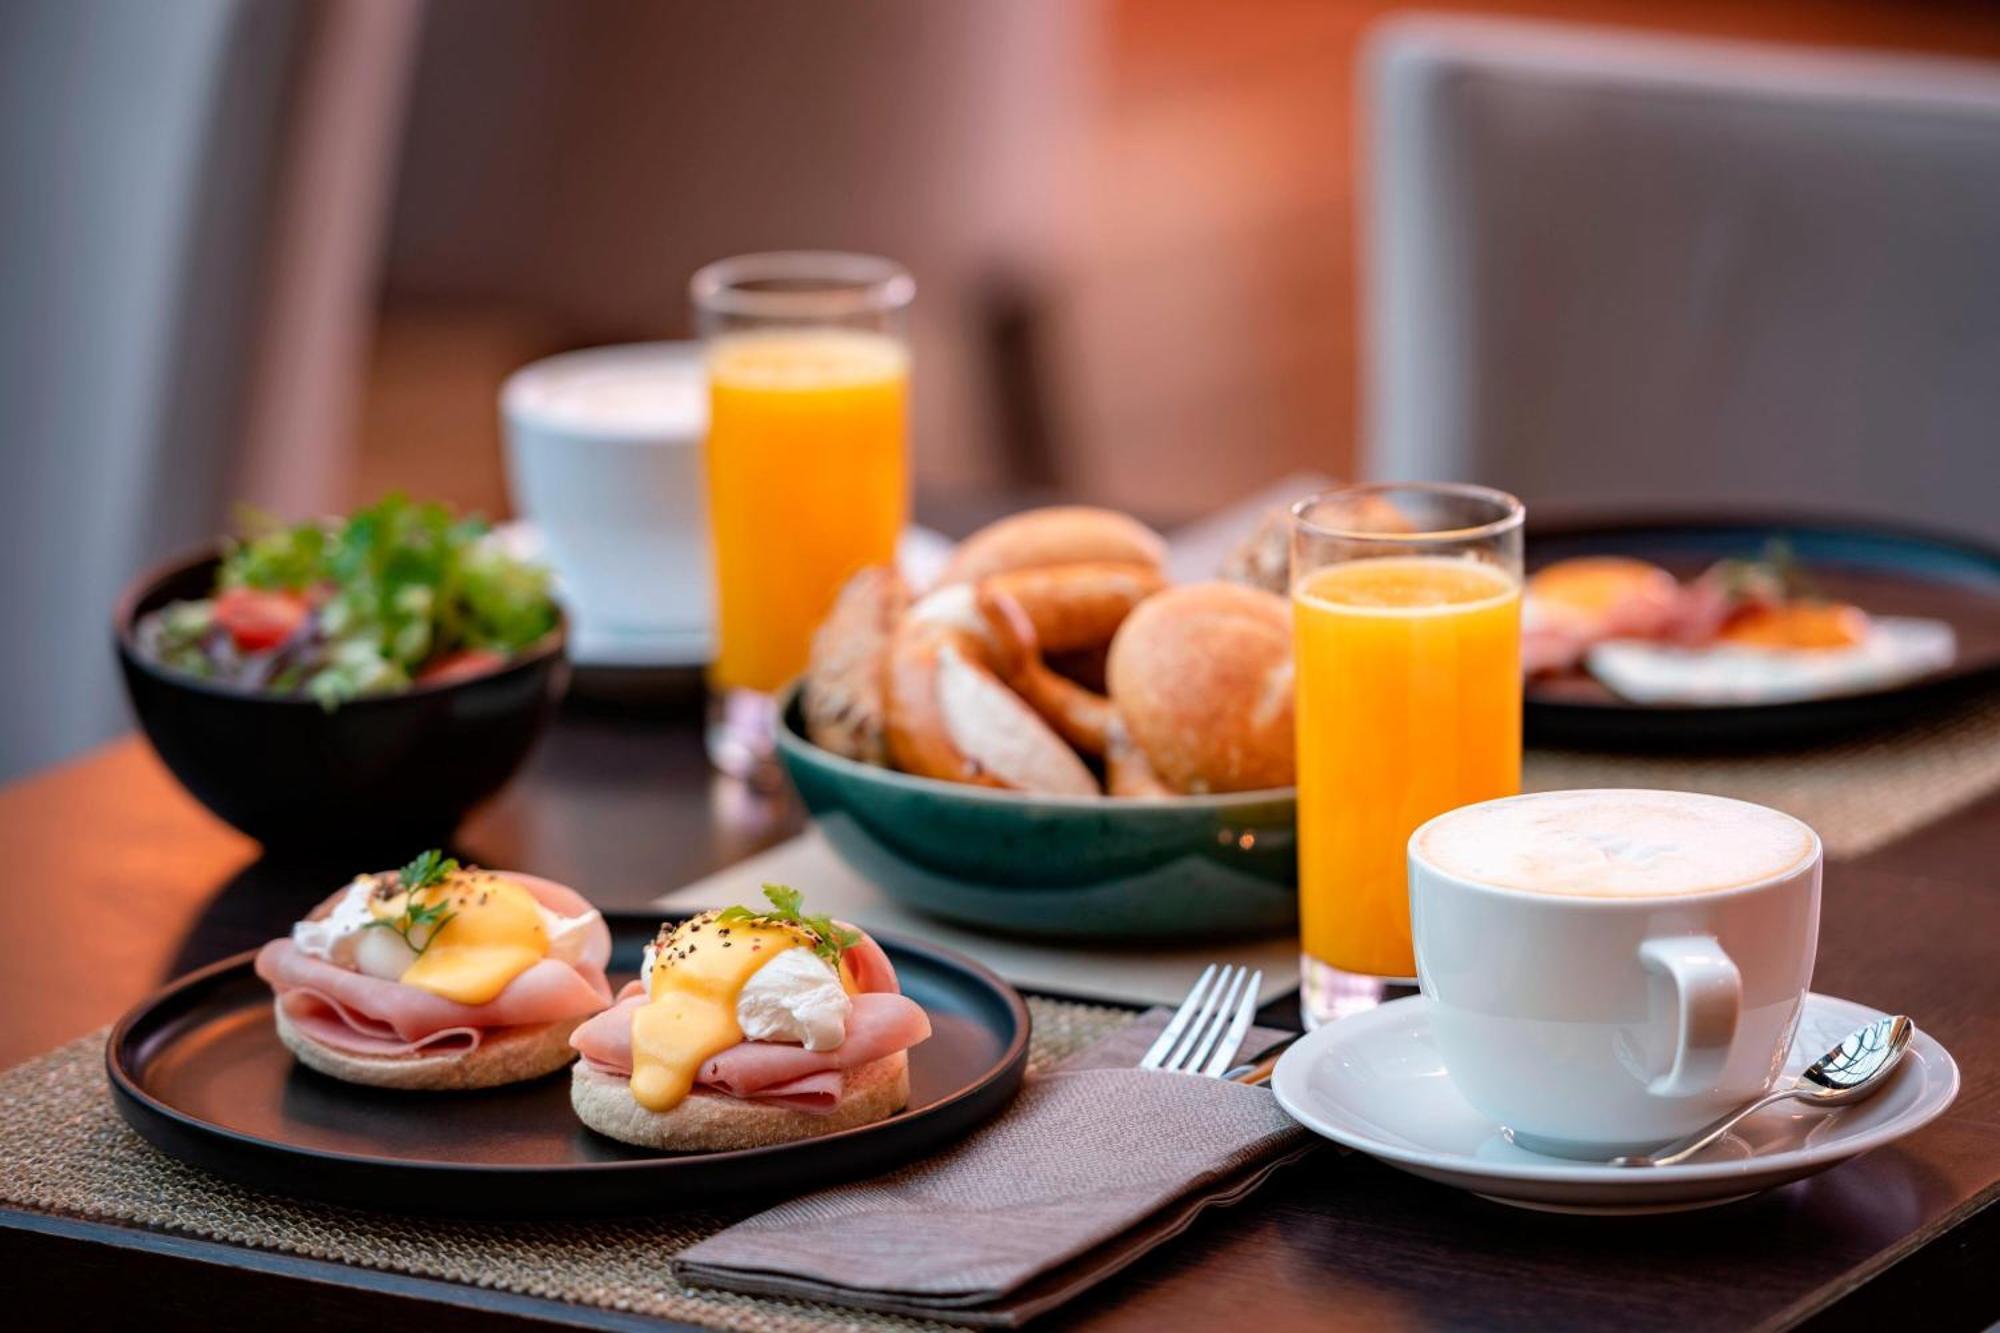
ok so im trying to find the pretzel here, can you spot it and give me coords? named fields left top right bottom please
left=974, top=561, right=1164, bottom=756
left=811, top=523, right=1177, bottom=795
left=978, top=562, right=1165, bottom=654
left=1105, top=712, right=1174, bottom=798
left=884, top=585, right=1098, bottom=795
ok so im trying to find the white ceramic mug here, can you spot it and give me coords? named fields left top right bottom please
left=1408, top=789, right=1822, bottom=1158
left=501, top=342, right=712, bottom=648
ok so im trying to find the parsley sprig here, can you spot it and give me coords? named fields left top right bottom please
left=1715, top=538, right=1821, bottom=603
left=367, top=850, right=460, bottom=957
left=716, top=884, right=860, bottom=968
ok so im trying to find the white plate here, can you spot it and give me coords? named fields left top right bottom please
left=1272, top=992, right=1959, bottom=1214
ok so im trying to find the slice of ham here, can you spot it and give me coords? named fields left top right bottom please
left=1522, top=620, right=1591, bottom=677
left=257, top=872, right=614, bottom=1057
left=571, top=990, right=646, bottom=1073
left=567, top=926, right=931, bottom=1114
left=570, top=990, right=930, bottom=1086
left=840, top=927, right=898, bottom=995
left=701, top=992, right=930, bottom=1096
left=731, top=1070, right=847, bottom=1112
left=275, top=989, right=483, bottom=1057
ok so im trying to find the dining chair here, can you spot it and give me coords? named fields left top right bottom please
left=1361, top=16, right=2000, bottom=541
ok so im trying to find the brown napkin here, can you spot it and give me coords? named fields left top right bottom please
left=673, top=1011, right=1311, bottom=1326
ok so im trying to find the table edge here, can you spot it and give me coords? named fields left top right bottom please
left=1758, top=1181, right=2000, bottom=1330
left=0, top=1209, right=702, bottom=1332
left=3, top=1132, right=1994, bottom=1330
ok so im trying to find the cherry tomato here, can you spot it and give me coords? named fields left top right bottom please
left=415, top=649, right=508, bottom=684
left=213, top=587, right=309, bottom=653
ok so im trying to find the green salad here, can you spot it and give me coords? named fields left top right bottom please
left=137, top=494, right=559, bottom=706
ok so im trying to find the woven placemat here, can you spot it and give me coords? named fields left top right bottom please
left=1523, top=693, right=2000, bottom=859
left=0, top=996, right=1134, bottom=1332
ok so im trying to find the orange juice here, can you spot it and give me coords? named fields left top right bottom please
left=1294, top=556, right=1521, bottom=978
left=704, top=330, right=909, bottom=693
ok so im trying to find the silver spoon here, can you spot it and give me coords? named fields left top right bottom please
left=1612, top=1014, right=1914, bottom=1168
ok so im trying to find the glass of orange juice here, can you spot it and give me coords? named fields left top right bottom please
left=1290, top=483, right=1524, bottom=1027
left=691, top=253, right=913, bottom=782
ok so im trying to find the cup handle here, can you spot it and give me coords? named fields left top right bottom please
left=1639, top=934, right=1741, bottom=1098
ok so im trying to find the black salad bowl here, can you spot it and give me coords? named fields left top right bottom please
left=114, top=549, right=569, bottom=849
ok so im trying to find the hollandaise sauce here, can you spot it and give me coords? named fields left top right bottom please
left=631, top=915, right=830, bottom=1112
left=377, top=872, right=549, bottom=1005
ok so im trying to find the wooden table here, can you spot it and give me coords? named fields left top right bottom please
left=2, top=689, right=1996, bottom=1331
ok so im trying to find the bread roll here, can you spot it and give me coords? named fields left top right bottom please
left=1221, top=493, right=1416, bottom=595
left=939, top=507, right=1165, bottom=586
left=1107, top=582, right=1295, bottom=793
left=275, top=1006, right=584, bottom=1091
left=1218, top=508, right=1291, bottom=595
left=803, top=565, right=907, bottom=765
left=570, top=1051, right=910, bottom=1151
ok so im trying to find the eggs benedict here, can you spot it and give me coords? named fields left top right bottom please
left=568, top=885, right=932, bottom=1151
left=254, top=851, right=614, bottom=1090
left=1521, top=547, right=1957, bottom=705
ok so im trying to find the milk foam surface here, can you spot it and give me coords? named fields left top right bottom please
left=1417, top=789, right=1815, bottom=897
left=508, top=347, right=706, bottom=435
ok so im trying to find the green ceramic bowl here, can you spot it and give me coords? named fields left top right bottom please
left=774, top=686, right=1298, bottom=939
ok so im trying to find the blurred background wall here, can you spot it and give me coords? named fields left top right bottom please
left=358, top=0, right=2000, bottom=524
left=365, top=0, right=1089, bottom=514
left=4, top=0, right=2000, bottom=779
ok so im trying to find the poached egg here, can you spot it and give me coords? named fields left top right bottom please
left=627, top=910, right=856, bottom=1112
left=640, top=935, right=851, bottom=1051
left=293, top=869, right=601, bottom=1004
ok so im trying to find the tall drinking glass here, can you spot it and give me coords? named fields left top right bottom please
left=1291, top=483, right=1524, bottom=1027
left=692, top=253, right=914, bottom=782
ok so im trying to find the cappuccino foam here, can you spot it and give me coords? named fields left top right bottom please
left=506, top=345, right=706, bottom=436
left=1416, top=790, right=1815, bottom=898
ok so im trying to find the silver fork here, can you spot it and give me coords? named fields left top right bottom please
left=1139, top=963, right=1265, bottom=1077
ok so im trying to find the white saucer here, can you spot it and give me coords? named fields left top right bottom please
left=567, top=621, right=712, bottom=669
left=1271, top=992, right=1959, bottom=1214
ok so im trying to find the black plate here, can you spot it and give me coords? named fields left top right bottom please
left=1524, top=511, right=2000, bottom=750
left=107, top=913, right=1029, bottom=1216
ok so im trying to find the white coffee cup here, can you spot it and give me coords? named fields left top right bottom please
left=1408, top=788, right=1822, bottom=1158
left=501, top=342, right=712, bottom=649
